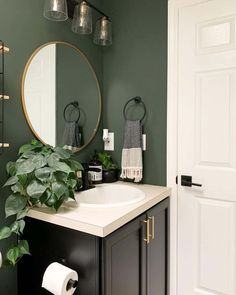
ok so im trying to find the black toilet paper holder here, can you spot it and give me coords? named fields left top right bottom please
left=66, top=279, right=78, bottom=291
left=58, top=259, right=78, bottom=291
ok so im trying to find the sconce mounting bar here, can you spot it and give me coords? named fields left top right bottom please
left=67, top=0, right=110, bottom=20
left=85, top=1, right=110, bottom=20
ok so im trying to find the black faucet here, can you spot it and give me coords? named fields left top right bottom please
left=81, top=163, right=102, bottom=191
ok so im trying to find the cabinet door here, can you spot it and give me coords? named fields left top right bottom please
left=147, top=198, right=169, bottom=295
left=102, top=213, right=147, bottom=295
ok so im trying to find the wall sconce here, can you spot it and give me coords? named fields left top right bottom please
left=71, top=1, right=92, bottom=35
left=44, top=0, right=112, bottom=46
left=94, top=16, right=112, bottom=46
left=44, top=0, right=68, bottom=22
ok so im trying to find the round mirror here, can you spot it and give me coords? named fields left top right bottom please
left=21, top=41, right=101, bottom=152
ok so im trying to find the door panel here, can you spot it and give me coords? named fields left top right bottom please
left=177, top=1, right=236, bottom=294
left=196, top=16, right=236, bottom=55
left=102, top=214, right=146, bottom=295
left=195, top=198, right=235, bottom=294
left=195, top=69, right=236, bottom=168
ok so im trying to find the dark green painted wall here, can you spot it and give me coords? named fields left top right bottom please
left=56, top=44, right=101, bottom=147
left=0, top=0, right=167, bottom=293
left=102, top=0, right=167, bottom=185
left=0, top=1, right=102, bottom=294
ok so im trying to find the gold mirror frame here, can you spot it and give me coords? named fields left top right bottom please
left=21, top=41, right=102, bottom=153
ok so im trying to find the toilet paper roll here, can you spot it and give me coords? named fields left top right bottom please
left=42, top=262, right=78, bottom=295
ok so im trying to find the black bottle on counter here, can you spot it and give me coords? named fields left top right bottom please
left=89, top=151, right=102, bottom=184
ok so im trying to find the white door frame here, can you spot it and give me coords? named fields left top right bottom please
left=167, top=1, right=212, bottom=294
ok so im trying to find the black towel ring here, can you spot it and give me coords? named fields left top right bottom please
left=123, top=96, right=146, bottom=122
left=63, top=101, right=81, bottom=123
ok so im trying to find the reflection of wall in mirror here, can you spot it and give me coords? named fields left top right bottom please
left=56, top=45, right=100, bottom=148
left=25, top=44, right=56, bottom=146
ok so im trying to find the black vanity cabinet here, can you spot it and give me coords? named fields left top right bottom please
left=18, top=198, right=169, bottom=295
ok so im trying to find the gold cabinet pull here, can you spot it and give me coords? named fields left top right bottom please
left=149, top=216, right=155, bottom=240
left=142, top=219, right=151, bottom=244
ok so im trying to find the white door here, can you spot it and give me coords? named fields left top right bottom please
left=170, top=0, right=236, bottom=294
left=25, top=44, right=56, bottom=146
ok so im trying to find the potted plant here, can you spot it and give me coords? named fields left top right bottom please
left=98, top=152, right=119, bottom=183
left=0, top=140, right=83, bottom=266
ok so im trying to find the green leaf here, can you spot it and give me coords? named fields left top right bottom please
left=18, top=220, right=25, bottom=234
left=35, top=167, right=53, bottom=182
left=53, top=171, right=68, bottom=182
left=6, top=247, right=20, bottom=266
left=3, top=176, right=18, bottom=187
left=52, top=182, right=67, bottom=198
left=27, top=172, right=35, bottom=185
left=47, top=153, right=61, bottom=167
left=53, top=147, right=72, bottom=159
left=11, top=182, right=24, bottom=194
left=20, top=151, right=36, bottom=159
left=68, top=189, right=75, bottom=200
left=98, top=152, right=118, bottom=170
left=16, top=158, right=25, bottom=164
left=51, top=162, right=72, bottom=174
left=31, top=154, right=47, bottom=169
left=5, top=194, right=27, bottom=218
left=19, top=141, right=43, bottom=155
left=16, top=159, right=36, bottom=175
left=18, top=144, right=35, bottom=155
left=10, top=220, right=25, bottom=234
left=76, top=179, right=82, bottom=190
left=45, top=194, right=58, bottom=207
left=66, top=159, right=83, bottom=172
left=40, top=190, right=51, bottom=204
left=31, top=139, right=40, bottom=145
left=67, top=179, right=77, bottom=189
left=6, top=161, right=17, bottom=176
left=17, top=208, right=28, bottom=220
left=10, top=221, right=20, bottom=234
left=0, top=227, right=12, bottom=240
left=26, top=181, right=46, bottom=199
left=54, top=197, right=66, bottom=211
left=17, top=174, right=28, bottom=187
left=41, top=145, right=53, bottom=157
left=18, top=240, right=30, bottom=255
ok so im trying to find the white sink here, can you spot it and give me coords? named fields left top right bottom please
left=76, top=184, right=146, bottom=208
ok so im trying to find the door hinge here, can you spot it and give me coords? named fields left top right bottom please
left=176, top=176, right=178, bottom=185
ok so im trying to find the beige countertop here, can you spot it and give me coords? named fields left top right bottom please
left=27, top=182, right=171, bottom=237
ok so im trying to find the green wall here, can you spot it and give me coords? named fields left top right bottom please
left=0, top=1, right=102, bottom=294
left=102, top=0, right=167, bottom=185
left=56, top=44, right=101, bottom=147
left=0, top=0, right=167, bottom=293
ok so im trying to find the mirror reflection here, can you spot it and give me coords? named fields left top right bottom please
left=22, top=41, right=101, bottom=152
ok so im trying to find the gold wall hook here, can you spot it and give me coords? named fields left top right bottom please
left=0, top=95, right=9, bottom=100
left=0, top=143, right=10, bottom=148
left=0, top=46, right=10, bottom=53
